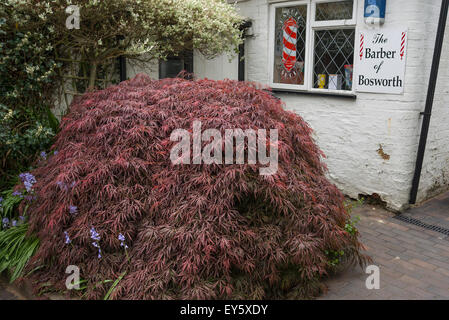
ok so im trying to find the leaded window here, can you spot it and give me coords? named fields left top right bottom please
left=270, top=0, right=357, bottom=94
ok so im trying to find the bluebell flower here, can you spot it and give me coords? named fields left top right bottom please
left=2, top=217, right=9, bottom=228
left=40, top=151, right=47, bottom=160
left=19, top=173, right=36, bottom=184
left=19, top=216, right=25, bottom=221
left=24, top=182, right=32, bottom=192
left=12, top=220, right=17, bottom=227
left=118, top=233, right=128, bottom=249
left=12, top=191, right=22, bottom=197
left=90, top=227, right=102, bottom=259
left=53, top=151, right=59, bottom=155
left=90, top=227, right=100, bottom=241
left=0, top=197, right=3, bottom=203
left=64, top=231, right=71, bottom=244
left=69, top=205, right=78, bottom=214
left=19, top=172, right=36, bottom=192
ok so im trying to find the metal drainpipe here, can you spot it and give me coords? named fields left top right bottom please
left=409, top=0, right=449, bottom=204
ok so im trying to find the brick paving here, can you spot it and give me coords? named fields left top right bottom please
left=1, top=192, right=449, bottom=300
left=321, top=191, right=449, bottom=300
left=0, top=277, right=23, bottom=300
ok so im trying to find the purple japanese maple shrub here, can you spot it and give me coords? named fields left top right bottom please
left=21, top=74, right=368, bottom=299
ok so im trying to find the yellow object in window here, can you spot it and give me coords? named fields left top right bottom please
left=318, top=74, right=326, bottom=89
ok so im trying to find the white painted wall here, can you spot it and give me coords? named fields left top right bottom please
left=127, top=58, right=159, bottom=79
left=193, top=0, right=449, bottom=211
left=193, top=51, right=239, bottom=80
left=126, top=53, right=240, bottom=82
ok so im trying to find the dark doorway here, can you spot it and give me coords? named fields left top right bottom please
left=159, top=51, right=193, bottom=79
left=238, top=42, right=245, bottom=81
left=238, top=20, right=252, bottom=82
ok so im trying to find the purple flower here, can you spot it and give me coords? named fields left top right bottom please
left=24, top=182, right=32, bottom=192
left=90, top=227, right=102, bottom=258
left=12, top=191, right=22, bottom=197
left=2, top=217, right=9, bottom=228
left=90, top=227, right=100, bottom=241
left=53, top=151, right=59, bottom=155
left=19, top=216, right=25, bottom=221
left=69, top=205, right=78, bottom=215
left=0, top=197, right=3, bottom=203
left=19, top=172, right=36, bottom=192
left=118, top=233, right=128, bottom=249
left=19, top=173, right=36, bottom=184
left=12, top=220, right=17, bottom=227
left=64, top=231, right=71, bottom=244
left=40, top=151, right=47, bottom=160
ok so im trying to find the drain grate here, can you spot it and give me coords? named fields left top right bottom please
left=393, top=215, right=449, bottom=236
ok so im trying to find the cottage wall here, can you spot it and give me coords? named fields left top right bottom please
left=192, top=0, right=449, bottom=211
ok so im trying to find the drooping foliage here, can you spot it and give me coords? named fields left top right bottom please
left=0, top=6, right=60, bottom=188
left=22, top=74, right=368, bottom=299
left=13, top=0, right=243, bottom=90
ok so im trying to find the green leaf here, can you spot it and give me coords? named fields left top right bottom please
left=104, top=271, right=126, bottom=300
left=46, top=107, right=59, bottom=133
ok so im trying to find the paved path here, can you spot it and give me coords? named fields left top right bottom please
left=321, top=192, right=449, bottom=300
left=0, top=277, right=23, bottom=300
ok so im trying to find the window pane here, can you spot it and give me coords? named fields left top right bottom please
left=159, top=51, right=193, bottom=79
left=316, top=1, right=353, bottom=21
left=160, top=58, right=184, bottom=79
left=273, top=6, right=307, bottom=85
left=313, top=29, right=355, bottom=90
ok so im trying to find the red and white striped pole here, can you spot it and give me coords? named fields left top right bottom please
left=360, top=33, right=364, bottom=60
left=282, top=17, right=298, bottom=72
left=400, top=31, right=406, bottom=60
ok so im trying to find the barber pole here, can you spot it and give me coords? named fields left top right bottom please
left=360, top=33, right=364, bottom=60
left=282, top=17, right=298, bottom=72
left=400, top=31, right=406, bottom=60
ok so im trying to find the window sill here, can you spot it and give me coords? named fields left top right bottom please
left=270, top=88, right=357, bottom=99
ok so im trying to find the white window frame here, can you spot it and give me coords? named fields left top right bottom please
left=269, top=0, right=358, bottom=96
